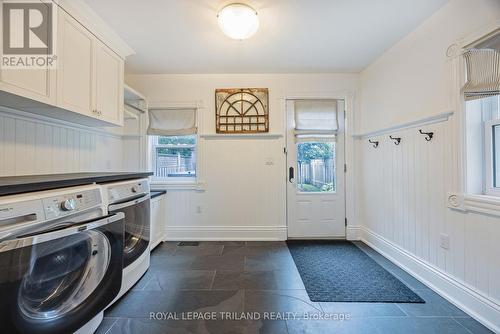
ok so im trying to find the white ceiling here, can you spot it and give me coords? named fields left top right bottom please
left=83, top=0, right=449, bottom=74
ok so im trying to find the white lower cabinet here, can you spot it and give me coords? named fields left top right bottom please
left=150, top=193, right=167, bottom=251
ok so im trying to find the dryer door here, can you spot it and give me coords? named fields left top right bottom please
left=0, top=213, right=124, bottom=334
left=109, top=195, right=150, bottom=268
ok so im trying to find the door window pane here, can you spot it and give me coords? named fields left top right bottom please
left=297, top=142, right=335, bottom=192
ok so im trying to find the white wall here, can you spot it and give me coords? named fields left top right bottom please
left=0, top=107, right=124, bottom=176
left=358, top=0, right=500, bottom=331
left=360, top=0, right=500, bottom=134
left=126, top=73, right=359, bottom=240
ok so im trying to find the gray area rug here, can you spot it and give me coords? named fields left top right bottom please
left=287, top=240, right=425, bottom=303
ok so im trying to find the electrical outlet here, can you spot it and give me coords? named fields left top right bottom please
left=440, top=233, right=450, bottom=250
left=196, top=205, right=202, bottom=214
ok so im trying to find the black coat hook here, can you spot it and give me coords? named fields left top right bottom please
left=389, top=135, right=402, bottom=145
left=368, top=139, right=379, bottom=148
left=419, top=129, right=434, bottom=141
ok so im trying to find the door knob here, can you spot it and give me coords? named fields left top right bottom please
left=289, top=167, right=294, bottom=183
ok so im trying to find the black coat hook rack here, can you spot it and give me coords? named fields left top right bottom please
left=418, top=129, right=434, bottom=141
left=368, top=139, right=379, bottom=148
left=389, top=135, right=402, bottom=145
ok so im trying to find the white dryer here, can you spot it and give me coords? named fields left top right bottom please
left=101, top=178, right=151, bottom=301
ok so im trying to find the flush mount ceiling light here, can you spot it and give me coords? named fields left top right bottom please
left=217, top=3, right=259, bottom=40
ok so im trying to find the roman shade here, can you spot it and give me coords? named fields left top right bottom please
left=462, top=49, right=500, bottom=101
left=147, top=108, right=197, bottom=136
left=294, top=100, right=338, bottom=142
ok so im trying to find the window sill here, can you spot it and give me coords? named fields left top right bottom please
left=150, top=180, right=206, bottom=191
left=447, top=192, right=500, bottom=217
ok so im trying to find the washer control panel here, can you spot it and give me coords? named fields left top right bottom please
left=43, top=189, right=101, bottom=220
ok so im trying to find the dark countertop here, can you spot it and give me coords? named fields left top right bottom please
left=0, top=172, right=154, bottom=196
left=150, top=190, right=167, bottom=199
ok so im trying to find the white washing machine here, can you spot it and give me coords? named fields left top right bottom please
left=101, top=178, right=151, bottom=301
left=0, top=185, right=125, bottom=334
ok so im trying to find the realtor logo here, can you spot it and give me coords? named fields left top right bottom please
left=2, top=1, right=57, bottom=68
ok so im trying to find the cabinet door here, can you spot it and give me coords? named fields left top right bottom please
left=150, top=198, right=160, bottom=248
left=57, top=11, right=94, bottom=116
left=95, top=41, right=123, bottom=126
left=158, top=196, right=167, bottom=241
left=0, top=1, right=55, bottom=104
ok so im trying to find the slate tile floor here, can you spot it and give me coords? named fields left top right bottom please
left=97, top=241, right=492, bottom=334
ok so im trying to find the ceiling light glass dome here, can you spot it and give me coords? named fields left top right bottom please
left=217, top=3, right=259, bottom=40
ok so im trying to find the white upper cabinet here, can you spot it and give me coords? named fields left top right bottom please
left=57, top=10, right=94, bottom=117
left=0, top=1, right=56, bottom=105
left=56, top=11, right=124, bottom=126
left=0, top=1, right=129, bottom=127
left=95, top=40, right=124, bottom=126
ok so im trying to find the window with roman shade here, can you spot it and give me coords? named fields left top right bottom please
left=462, top=30, right=500, bottom=197
left=293, top=100, right=338, bottom=142
left=147, top=107, right=198, bottom=182
left=147, top=108, right=197, bottom=136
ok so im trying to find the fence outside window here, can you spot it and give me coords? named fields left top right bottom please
left=152, top=135, right=197, bottom=180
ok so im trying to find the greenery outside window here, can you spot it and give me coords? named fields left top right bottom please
left=152, top=135, right=197, bottom=181
left=296, top=142, right=336, bottom=193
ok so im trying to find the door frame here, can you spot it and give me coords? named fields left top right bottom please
left=282, top=90, right=357, bottom=240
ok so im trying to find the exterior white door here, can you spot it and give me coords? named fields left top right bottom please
left=286, top=99, right=346, bottom=238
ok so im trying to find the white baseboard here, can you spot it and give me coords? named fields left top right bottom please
left=165, top=225, right=287, bottom=241
left=346, top=225, right=361, bottom=240
left=360, top=226, right=500, bottom=333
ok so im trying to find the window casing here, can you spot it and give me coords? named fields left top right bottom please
left=151, top=135, right=197, bottom=182
left=465, top=95, right=500, bottom=196
left=484, top=98, right=500, bottom=196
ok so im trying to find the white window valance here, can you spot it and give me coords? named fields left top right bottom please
left=147, top=108, right=197, bottom=136
left=462, top=49, right=500, bottom=101
left=294, top=100, right=338, bottom=142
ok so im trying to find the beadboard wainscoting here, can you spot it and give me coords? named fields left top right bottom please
left=357, top=1, right=500, bottom=330
left=0, top=109, right=124, bottom=176
left=358, top=117, right=500, bottom=332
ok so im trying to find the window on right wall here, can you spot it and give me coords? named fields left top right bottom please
left=466, top=96, right=500, bottom=195
left=463, top=33, right=500, bottom=196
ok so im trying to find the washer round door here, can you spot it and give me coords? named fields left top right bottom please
left=18, top=230, right=110, bottom=321
left=0, top=214, right=124, bottom=334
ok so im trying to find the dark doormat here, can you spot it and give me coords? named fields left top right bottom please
left=287, top=240, right=425, bottom=303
